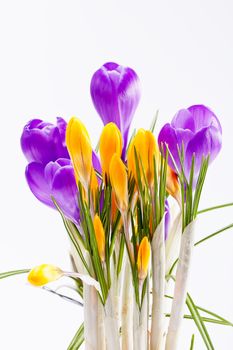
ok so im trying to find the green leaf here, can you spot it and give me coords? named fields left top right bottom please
left=0, top=269, right=30, bottom=280
left=195, top=223, right=233, bottom=246
left=52, top=197, right=91, bottom=275
left=198, top=202, right=233, bottom=215
left=67, top=323, right=84, bottom=350
left=165, top=294, right=233, bottom=327
left=165, top=313, right=232, bottom=326
left=167, top=222, right=233, bottom=277
left=186, top=293, right=214, bottom=350
left=190, top=334, right=195, bottom=350
left=150, top=110, right=159, bottom=132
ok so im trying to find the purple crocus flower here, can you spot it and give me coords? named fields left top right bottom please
left=90, top=62, right=141, bottom=157
left=158, top=105, right=222, bottom=181
left=21, top=117, right=69, bottom=164
left=25, top=158, right=80, bottom=224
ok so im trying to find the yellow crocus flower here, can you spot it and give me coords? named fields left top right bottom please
left=128, top=129, right=160, bottom=186
left=66, top=117, right=93, bottom=189
left=109, top=153, right=128, bottom=212
left=166, top=165, right=181, bottom=203
left=93, top=214, right=105, bottom=262
left=137, top=237, right=151, bottom=280
left=28, top=264, right=63, bottom=286
left=99, top=123, right=122, bottom=180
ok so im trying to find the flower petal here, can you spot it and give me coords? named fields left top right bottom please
left=171, top=109, right=195, bottom=132
left=25, top=162, right=53, bottom=207
left=51, top=166, right=80, bottom=224
left=21, top=119, right=69, bottom=164
left=185, top=125, right=222, bottom=179
left=188, top=105, right=222, bottom=132
left=158, top=123, right=180, bottom=170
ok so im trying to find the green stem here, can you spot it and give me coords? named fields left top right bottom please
left=190, top=334, right=195, bottom=350
left=186, top=293, right=214, bottom=350
left=195, top=223, right=233, bottom=246
left=165, top=313, right=232, bottom=326
left=165, top=294, right=233, bottom=327
left=0, top=269, right=30, bottom=279
left=67, top=323, right=84, bottom=350
left=198, top=202, right=233, bottom=214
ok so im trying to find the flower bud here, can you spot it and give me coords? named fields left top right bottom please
left=137, top=237, right=151, bottom=280
left=109, top=153, right=128, bottom=212
left=99, top=123, right=122, bottom=180
left=93, top=214, right=105, bottom=262
left=66, top=117, right=93, bottom=189
left=166, top=165, right=181, bottom=202
left=28, top=264, right=63, bottom=286
left=128, top=129, right=159, bottom=186
left=90, top=62, right=141, bottom=157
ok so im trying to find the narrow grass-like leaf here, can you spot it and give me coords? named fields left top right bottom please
left=195, top=223, right=233, bottom=246
left=190, top=334, right=195, bottom=350
left=0, top=269, right=30, bottom=279
left=186, top=293, right=214, bottom=350
left=150, top=110, right=159, bottom=133
left=67, top=323, right=84, bottom=350
left=165, top=293, right=233, bottom=327
left=198, top=202, right=233, bottom=214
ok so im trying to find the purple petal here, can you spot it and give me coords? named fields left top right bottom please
left=117, top=66, right=141, bottom=133
left=185, top=125, right=222, bottom=179
left=92, top=151, right=102, bottom=174
left=21, top=118, right=69, bottom=164
left=51, top=166, right=80, bottom=224
left=90, top=62, right=141, bottom=145
left=171, top=109, right=195, bottom=132
left=158, top=123, right=180, bottom=171
left=188, top=105, right=222, bottom=133
left=25, top=162, right=53, bottom=207
left=90, top=64, right=121, bottom=128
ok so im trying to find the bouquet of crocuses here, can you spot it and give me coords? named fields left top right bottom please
left=1, top=62, right=232, bottom=350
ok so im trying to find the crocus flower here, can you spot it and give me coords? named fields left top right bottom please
left=137, top=237, right=151, bottom=280
left=90, top=62, right=141, bottom=157
left=66, top=117, right=93, bottom=190
left=109, top=153, right=128, bottom=212
left=21, top=117, right=69, bottom=164
left=158, top=105, right=222, bottom=181
left=93, top=214, right=105, bottom=262
left=25, top=158, right=80, bottom=224
left=28, top=264, right=63, bottom=286
left=128, top=129, right=160, bottom=186
left=99, top=123, right=122, bottom=180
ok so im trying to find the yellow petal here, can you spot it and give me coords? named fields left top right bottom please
left=28, top=264, right=63, bottom=286
left=166, top=165, right=181, bottom=202
left=109, top=153, right=128, bottom=212
left=66, top=117, right=93, bottom=188
left=127, top=129, right=159, bottom=186
left=137, top=237, right=151, bottom=280
left=90, top=167, right=98, bottom=193
left=99, top=123, right=122, bottom=180
left=93, top=214, right=105, bottom=262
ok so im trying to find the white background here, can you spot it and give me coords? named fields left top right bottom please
left=0, top=1, right=233, bottom=349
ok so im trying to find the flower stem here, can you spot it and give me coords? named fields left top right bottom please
left=165, top=220, right=196, bottom=350
left=121, top=257, right=134, bottom=350
left=198, top=202, right=233, bottom=214
left=151, top=217, right=166, bottom=350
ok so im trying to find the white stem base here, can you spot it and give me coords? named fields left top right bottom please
left=165, top=220, right=196, bottom=350
left=151, top=218, right=166, bottom=350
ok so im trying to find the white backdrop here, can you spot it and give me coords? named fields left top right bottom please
left=0, top=1, right=232, bottom=349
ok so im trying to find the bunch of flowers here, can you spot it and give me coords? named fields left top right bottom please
left=1, top=62, right=232, bottom=350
